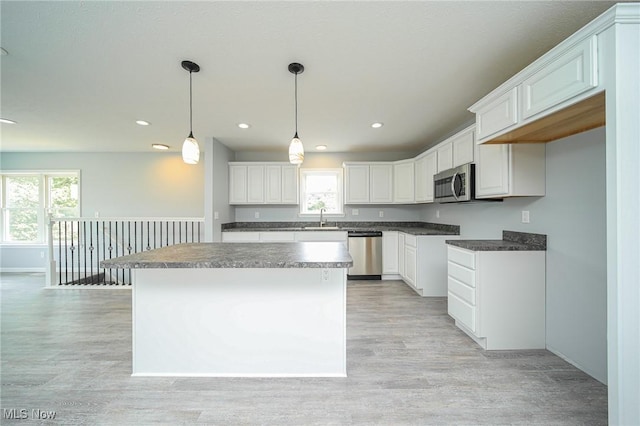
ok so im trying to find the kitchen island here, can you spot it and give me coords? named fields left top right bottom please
left=101, top=242, right=352, bottom=377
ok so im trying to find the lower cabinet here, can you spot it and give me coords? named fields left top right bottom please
left=222, top=231, right=347, bottom=244
left=447, top=245, right=545, bottom=350
left=396, top=233, right=459, bottom=297
left=382, top=231, right=399, bottom=275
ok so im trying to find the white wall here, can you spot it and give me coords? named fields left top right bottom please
left=1, top=152, right=205, bottom=270
left=204, top=138, right=235, bottom=241
left=420, top=127, right=607, bottom=383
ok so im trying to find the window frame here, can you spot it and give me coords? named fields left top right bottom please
left=0, top=170, right=81, bottom=244
left=298, top=168, right=345, bottom=217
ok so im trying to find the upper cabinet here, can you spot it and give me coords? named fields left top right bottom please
left=344, top=162, right=393, bottom=204
left=475, top=143, right=545, bottom=198
left=229, top=162, right=298, bottom=205
left=435, top=125, right=476, bottom=173
left=414, top=151, right=437, bottom=203
left=470, top=31, right=603, bottom=145
left=393, top=160, right=415, bottom=204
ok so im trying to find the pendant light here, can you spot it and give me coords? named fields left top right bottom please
left=181, top=60, right=200, bottom=164
left=288, top=62, right=305, bottom=165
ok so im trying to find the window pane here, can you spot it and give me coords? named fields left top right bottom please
left=5, top=208, right=39, bottom=242
left=6, top=176, right=40, bottom=208
left=306, top=175, right=337, bottom=193
left=49, top=176, right=79, bottom=216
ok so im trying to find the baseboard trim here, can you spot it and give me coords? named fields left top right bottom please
left=546, top=344, right=607, bottom=385
left=0, top=267, right=45, bottom=273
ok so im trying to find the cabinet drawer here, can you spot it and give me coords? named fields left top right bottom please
left=521, top=36, right=597, bottom=120
left=448, top=276, right=475, bottom=305
left=448, top=261, right=476, bottom=288
left=448, top=292, right=476, bottom=333
left=405, top=234, right=417, bottom=248
left=260, top=232, right=295, bottom=242
left=448, top=246, right=475, bottom=269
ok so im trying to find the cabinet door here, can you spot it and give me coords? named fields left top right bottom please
left=370, top=164, right=393, bottom=203
left=345, top=165, right=370, bottom=204
left=382, top=231, right=399, bottom=274
left=405, top=245, right=417, bottom=287
left=281, top=165, right=299, bottom=204
left=415, top=151, right=437, bottom=203
left=521, top=36, right=597, bottom=120
left=398, top=233, right=406, bottom=279
left=228, top=165, right=247, bottom=204
left=475, top=144, right=510, bottom=198
left=247, top=165, right=265, bottom=203
left=393, top=161, right=415, bottom=203
left=452, top=128, right=475, bottom=167
left=436, top=143, right=453, bottom=172
left=475, top=87, right=518, bottom=143
left=265, top=165, right=282, bottom=203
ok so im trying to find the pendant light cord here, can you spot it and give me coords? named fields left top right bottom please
left=294, top=71, right=298, bottom=135
left=189, top=70, right=193, bottom=136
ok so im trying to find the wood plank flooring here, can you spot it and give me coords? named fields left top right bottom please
left=1, top=273, right=607, bottom=425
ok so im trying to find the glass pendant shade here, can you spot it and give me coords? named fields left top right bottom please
left=289, top=134, right=304, bottom=165
left=182, top=133, right=200, bottom=164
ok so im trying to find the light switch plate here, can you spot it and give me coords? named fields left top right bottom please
left=522, top=210, right=530, bottom=223
left=254, top=211, right=260, bottom=219
left=352, top=209, right=359, bottom=216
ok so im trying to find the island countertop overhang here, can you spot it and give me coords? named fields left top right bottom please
left=100, top=242, right=353, bottom=269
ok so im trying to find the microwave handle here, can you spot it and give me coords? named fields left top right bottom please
left=451, top=172, right=460, bottom=201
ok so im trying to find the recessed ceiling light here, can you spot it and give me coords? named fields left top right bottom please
left=136, top=120, right=151, bottom=126
left=315, top=145, right=327, bottom=151
left=238, top=123, right=250, bottom=129
left=371, top=122, right=384, bottom=129
left=152, top=144, right=169, bottom=150
left=0, top=118, right=17, bottom=124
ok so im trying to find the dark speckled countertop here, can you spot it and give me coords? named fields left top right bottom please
left=101, top=242, right=353, bottom=269
left=221, top=221, right=460, bottom=236
left=446, top=231, right=547, bottom=251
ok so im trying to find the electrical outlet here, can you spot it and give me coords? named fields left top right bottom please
left=379, top=210, right=384, bottom=218
left=522, top=210, right=530, bottom=223
left=436, top=210, right=440, bottom=219
left=214, top=211, right=219, bottom=220
left=40, top=251, right=45, bottom=258
left=322, top=269, right=329, bottom=282
left=254, top=211, right=260, bottom=219
left=94, top=211, right=100, bottom=218
left=352, top=209, right=359, bottom=216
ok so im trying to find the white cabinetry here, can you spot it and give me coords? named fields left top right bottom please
left=447, top=245, right=545, bottom=350
left=382, top=231, right=399, bottom=275
left=344, top=162, right=393, bottom=204
left=475, top=143, right=545, bottom=198
left=451, top=126, right=475, bottom=167
left=470, top=33, right=600, bottom=144
left=393, top=160, right=415, bottom=203
left=223, top=231, right=346, bottom=243
left=414, top=151, right=437, bottom=203
left=229, top=162, right=298, bottom=205
left=370, top=164, right=394, bottom=204
left=397, top=233, right=459, bottom=297
left=436, top=143, right=453, bottom=173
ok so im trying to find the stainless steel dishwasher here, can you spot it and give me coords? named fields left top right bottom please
left=347, top=230, right=383, bottom=280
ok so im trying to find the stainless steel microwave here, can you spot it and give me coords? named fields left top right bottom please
left=434, top=163, right=475, bottom=203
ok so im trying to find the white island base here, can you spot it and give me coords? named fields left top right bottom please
left=131, top=267, right=346, bottom=377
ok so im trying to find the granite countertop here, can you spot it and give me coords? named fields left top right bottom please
left=446, top=231, right=547, bottom=251
left=221, top=221, right=460, bottom=236
left=100, top=242, right=353, bottom=269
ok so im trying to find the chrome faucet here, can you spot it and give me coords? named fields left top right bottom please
left=320, top=208, right=326, bottom=228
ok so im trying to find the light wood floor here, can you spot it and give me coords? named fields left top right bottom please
left=1, top=273, right=607, bottom=425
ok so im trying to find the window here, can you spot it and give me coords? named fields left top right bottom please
left=1, top=171, right=80, bottom=243
left=299, top=169, right=344, bottom=215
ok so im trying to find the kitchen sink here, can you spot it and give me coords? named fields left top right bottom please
left=303, top=226, right=341, bottom=230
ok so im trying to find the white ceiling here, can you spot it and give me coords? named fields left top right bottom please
left=0, top=1, right=619, bottom=155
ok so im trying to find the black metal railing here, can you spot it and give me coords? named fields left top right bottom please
left=47, top=217, right=204, bottom=286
